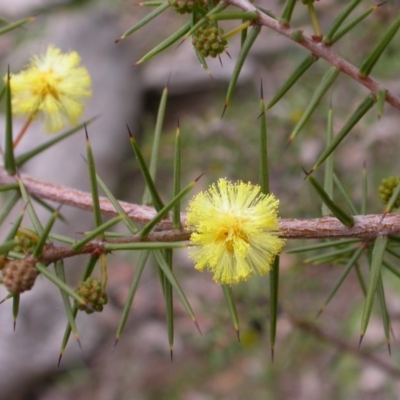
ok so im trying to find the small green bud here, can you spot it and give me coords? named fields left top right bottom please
left=75, top=278, right=108, bottom=314
left=193, top=24, right=227, bottom=58
left=379, top=176, right=400, bottom=208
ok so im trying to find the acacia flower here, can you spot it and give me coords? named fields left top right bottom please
left=9, top=45, right=92, bottom=133
left=186, top=178, right=286, bottom=285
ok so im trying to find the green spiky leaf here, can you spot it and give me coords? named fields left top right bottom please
left=359, top=236, right=388, bottom=346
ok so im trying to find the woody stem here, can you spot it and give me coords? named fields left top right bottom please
left=13, top=115, right=34, bottom=149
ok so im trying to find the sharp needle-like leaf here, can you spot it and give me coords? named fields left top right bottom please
left=139, top=177, right=199, bottom=238
left=305, top=172, right=354, bottom=227
left=322, top=105, right=334, bottom=217
left=18, top=178, right=43, bottom=235
left=16, top=118, right=96, bottom=167
left=259, top=81, right=269, bottom=195
left=267, top=53, right=318, bottom=110
left=223, top=25, right=261, bottom=115
left=359, top=236, right=388, bottom=348
left=172, top=119, right=182, bottom=229
left=4, top=67, right=16, bottom=175
left=222, top=284, right=240, bottom=341
left=12, top=293, right=19, bottom=331
left=280, top=0, right=297, bottom=25
left=154, top=250, right=200, bottom=333
left=359, top=14, right=400, bottom=78
left=288, top=67, right=340, bottom=144
left=54, top=261, right=81, bottom=347
left=318, top=246, right=363, bottom=317
left=0, top=16, right=34, bottom=35
left=143, top=86, right=168, bottom=206
left=59, top=255, right=98, bottom=365
left=129, top=131, right=164, bottom=211
left=311, top=94, right=375, bottom=172
left=0, top=191, right=20, bottom=226
left=270, top=256, right=279, bottom=361
left=85, top=128, right=103, bottom=230
left=323, top=0, right=362, bottom=44
left=115, top=2, right=169, bottom=42
left=33, top=207, right=60, bottom=258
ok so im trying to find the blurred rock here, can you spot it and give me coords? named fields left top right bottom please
left=0, top=3, right=143, bottom=399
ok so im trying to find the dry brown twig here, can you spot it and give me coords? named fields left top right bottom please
left=290, top=316, right=400, bottom=379
left=228, top=0, right=400, bottom=111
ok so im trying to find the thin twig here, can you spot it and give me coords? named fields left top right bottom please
left=229, top=0, right=400, bottom=111
left=290, top=316, right=400, bottom=379
left=1, top=167, right=400, bottom=241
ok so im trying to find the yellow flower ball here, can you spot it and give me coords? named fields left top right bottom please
left=186, top=178, right=286, bottom=285
left=9, top=45, right=92, bottom=133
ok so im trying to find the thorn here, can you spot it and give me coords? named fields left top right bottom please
left=379, top=211, right=388, bottom=224
left=126, top=125, right=133, bottom=138
left=75, top=336, right=83, bottom=351
left=221, top=103, right=228, bottom=119
left=218, top=54, right=223, bottom=67
left=58, top=352, right=63, bottom=368
left=260, top=79, right=264, bottom=100
left=316, top=307, right=324, bottom=319
left=115, top=37, right=122, bottom=44
left=13, top=319, right=16, bottom=331
left=236, top=329, right=241, bottom=343
left=390, top=325, right=396, bottom=340
left=170, top=348, right=173, bottom=363
left=84, top=124, right=89, bottom=141
left=301, top=167, right=311, bottom=180
left=358, top=333, right=364, bottom=350
left=176, top=38, right=185, bottom=49
left=271, top=346, right=274, bottom=362
left=284, top=137, right=293, bottom=151
left=177, top=113, right=180, bottom=129
left=194, top=172, right=205, bottom=182
left=79, top=153, right=88, bottom=164
left=387, top=341, right=391, bottom=356
left=257, top=110, right=266, bottom=120
left=376, top=2, right=387, bottom=8
left=194, top=319, right=202, bottom=335
left=113, top=337, right=119, bottom=351
left=225, top=50, right=231, bottom=59
left=166, top=72, right=172, bottom=89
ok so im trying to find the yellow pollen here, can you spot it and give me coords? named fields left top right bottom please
left=216, top=219, right=249, bottom=253
left=33, top=71, right=59, bottom=99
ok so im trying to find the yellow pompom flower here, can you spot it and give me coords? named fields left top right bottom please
left=186, top=178, right=286, bottom=285
left=9, top=45, right=92, bottom=134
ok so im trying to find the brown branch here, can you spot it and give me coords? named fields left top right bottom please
left=2, top=167, right=400, bottom=242
left=36, top=229, right=191, bottom=263
left=290, top=316, right=400, bottom=379
left=228, top=0, right=400, bottom=111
